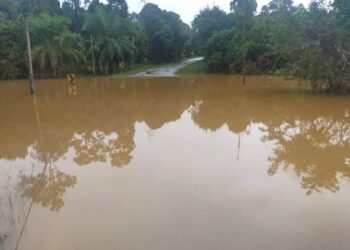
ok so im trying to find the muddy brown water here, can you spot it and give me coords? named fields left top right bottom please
left=0, top=76, right=349, bottom=250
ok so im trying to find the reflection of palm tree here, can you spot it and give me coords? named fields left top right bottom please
left=264, top=118, right=350, bottom=194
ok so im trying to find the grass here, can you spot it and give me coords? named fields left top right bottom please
left=176, top=60, right=205, bottom=76
left=114, top=63, right=167, bottom=77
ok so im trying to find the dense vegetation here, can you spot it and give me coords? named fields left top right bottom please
left=193, top=0, right=350, bottom=93
left=0, top=0, right=349, bottom=93
left=0, top=0, right=192, bottom=78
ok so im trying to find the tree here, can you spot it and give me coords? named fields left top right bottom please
left=261, top=0, right=295, bottom=14
left=31, top=12, right=86, bottom=76
left=139, top=3, right=191, bottom=63
left=107, top=0, right=128, bottom=17
left=230, top=0, right=257, bottom=18
left=16, top=0, right=61, bottom=16
left=87, top=0, right=102, bottom=12
left=198, top=0, right=350, bottom=93
left=203, top=29, right=235, bottom=73
left=63, top=0, right=82, bottom=31
left=0, top=0, right=21, bottom=18
left=231, top=0, right=257, bottom=83
left=287, top=0, right=350, bottom=93
left=333, top=0, right=350, bottom=20
left=83, top=6, right=135, bottom=74
left=0, top=13, right=26, bottom=79
left=192, top=6, right=232, bottom=52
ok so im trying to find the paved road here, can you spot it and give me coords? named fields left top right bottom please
left=133, top=57, right=203, bottom=77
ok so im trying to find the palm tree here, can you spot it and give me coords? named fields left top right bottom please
left=83, top=6, right=133, bottom=74
left=31, top=12, right=86, bottom=77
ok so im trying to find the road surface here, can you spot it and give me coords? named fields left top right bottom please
left=134, top=57, right=203, bottom=77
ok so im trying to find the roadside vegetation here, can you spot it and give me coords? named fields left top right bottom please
left=0, top=0, right=193, bottom=79
left=176, top=60, right=205, bottom=76
left=193, top=0, right=350, bottom=93
left=0, top=0, right=349, bottom=93
left=115, top=63, right=167, bottom=77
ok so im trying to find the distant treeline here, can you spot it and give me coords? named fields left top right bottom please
left=194, top=0, right=350, bottom=93
left=0, top=0, right=349, bottom=93
left=0, top=0, right=193, bottom=78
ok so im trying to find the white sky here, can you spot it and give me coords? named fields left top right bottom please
left=127, top=0, right=311, bottom=24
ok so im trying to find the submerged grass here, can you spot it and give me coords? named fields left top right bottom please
left=114, top=63, right=167, bottom=77
left=176, top=61, right=205, bottom=76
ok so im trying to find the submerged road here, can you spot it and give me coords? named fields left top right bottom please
left=133, top=57, right=203, bottom=77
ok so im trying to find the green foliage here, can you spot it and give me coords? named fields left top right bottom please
left=31, top=12, right=86, bottom=77
left=192, top=6, right=233, bottom=52
left=0, top=0, right=192, bottom=78
left=333, top=0, right=350, bottom=19
left=0, top=13, right=26, bottom=79
left=1, top=0, right=348, bottom=93
left=230, top=0, right=257, bottom=20
left=107, top=0, right=128, bottom=17
left=290, top=1, right=350, bottom=93
left=204, top=29, right=235, bottom=73
left=83, top=6, right=134, bottom=74
left=176, top=60, right=205, bottom=76
left=139, top=3, right=191, bottom=63
left=0, top=0, right=20, bottom=18
left=199, top=0, right=350, bottom=93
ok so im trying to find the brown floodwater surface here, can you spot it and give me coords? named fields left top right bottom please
left=0, top=76, right=349, bottom=250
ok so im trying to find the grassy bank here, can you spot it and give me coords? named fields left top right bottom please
left=114, top=63, right=167, bottom=77
left=176, top=61, right=205, bottom=76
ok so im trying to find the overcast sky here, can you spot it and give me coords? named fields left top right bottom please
left=127, top=0, right=311, bottom=24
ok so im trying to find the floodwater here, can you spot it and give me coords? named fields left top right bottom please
left=0, top=76, right=349, bottom=250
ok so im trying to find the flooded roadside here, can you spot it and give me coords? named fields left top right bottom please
left=133, top=57, right=203, bottom=77
left=0, top=76, right=349, bottom=250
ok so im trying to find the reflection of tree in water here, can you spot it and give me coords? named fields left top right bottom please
left=14, top=154, right=76, bottom=249
left=70, top=127, right=135, bottom=168
left=191, top=81, right=252, bottom=134
left=110, top=128, right=135, bottom=167
left=0, top=167, right=30, bottom=250
left=1, top=77, right=349, bottom=198
left=17, top=162, right=77, bottom=211
left=190, top=81, right=350, bottom=194
left=0, top=155, right=77, bottom=249
left=0, top=92, right=79, bottom=249
left=263, top=117, right=350, bottom=194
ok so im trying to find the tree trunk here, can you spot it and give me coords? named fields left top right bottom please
left=25, top=16, right=35, bottom=95
left=90, top=35, right=96, bottom=76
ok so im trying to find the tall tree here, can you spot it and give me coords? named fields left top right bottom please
left=64, top=0, right=82, bottom=31
left=192, top=6, right=232, bottom=51
left=0, top=13, right=25, bottom=79
left=83, top=6, right=134, bottom=74
left=231, top=0, right=257, bottom=84
left=107, top=0, right=128, bottom=17
left=31, top=13, right=86, bottom=76
left=139, top=3, right=190, bottom=63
